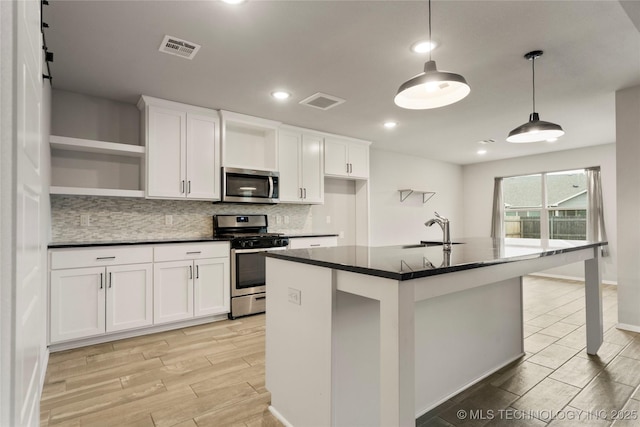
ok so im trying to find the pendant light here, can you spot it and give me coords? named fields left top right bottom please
left=394, top=0, right=470, bottom=109
left=507, top=50, right=564, bottom=143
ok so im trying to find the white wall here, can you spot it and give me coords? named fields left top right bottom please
left=310, top=178, right=357, bottom=246
left=462, top=144, right=617, bottom=283
left=369, top=149, right=464, bottom=246
left=616, top=85, right=640, bottom=331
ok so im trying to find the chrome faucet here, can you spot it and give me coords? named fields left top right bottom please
left=425, top=211, right=451, bottom=251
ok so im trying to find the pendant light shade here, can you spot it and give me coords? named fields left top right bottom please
left=507, top=50, right=564, bottom=143
left=394, top=0, right=470, bottom=110
left=394, top=60, right=470, bottom=109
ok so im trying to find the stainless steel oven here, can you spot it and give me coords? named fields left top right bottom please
left=214, top=214, right=289, bottom=319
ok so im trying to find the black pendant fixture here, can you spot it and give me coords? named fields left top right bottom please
left=394, top=0, right=470, bottom=110
left=507, top=50, right=564, bottom=143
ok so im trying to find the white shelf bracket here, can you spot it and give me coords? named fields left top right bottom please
left=398, top=189, right=436, bottom=204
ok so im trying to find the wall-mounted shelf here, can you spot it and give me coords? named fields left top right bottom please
left=50, top=135, right=145, bottom=198
left=50, top=135, right=145, bottom=157
left=398, top=189, right=436, bottom=204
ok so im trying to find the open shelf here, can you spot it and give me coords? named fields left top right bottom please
left=50, top=135, right=145, bottom=157
left=50, top=186, right=145, bottom=198
left=50, top=135, right=146, bottom=198
left=398, top=189, right=436, bottom=204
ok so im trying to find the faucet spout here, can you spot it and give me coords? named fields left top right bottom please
left=424, top=212, right=451, bottom=251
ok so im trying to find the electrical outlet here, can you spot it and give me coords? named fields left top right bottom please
left=80, top=214, right=90, bottom=227
left=288, top=287, right=301, bottom=305
left=165, top=215, right=173, bottom=226
left=284, top=215, right=290, bottom=224
left=326, top=215, right=331, bottom=224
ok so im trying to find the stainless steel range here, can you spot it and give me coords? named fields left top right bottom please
left=214, top=214, right=289, bottom=319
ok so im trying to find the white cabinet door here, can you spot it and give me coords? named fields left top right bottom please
left=147, top=106, right=186, bottom=198
left=153, top=260, right=194, bottom=324
left=324, top=137, right=349, bottom=177
left=194, top=257, right=230, bottom=317
left=347, top=142, right=369, bottom=179
left=50, top=267, right=106, bottom=342
left=187, top=113, right=219, bottom=200
left=301, top=134, right=324, bottom=203
left=106, top=263, right=153, bottom=333
left=278, top=130, right=303, bottom=202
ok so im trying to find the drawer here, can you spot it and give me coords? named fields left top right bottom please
left=50, top=246, right=153, bottom=270
left=287, top=236, right=338, bottom=250
left=154, top=242, right=229, bottom=262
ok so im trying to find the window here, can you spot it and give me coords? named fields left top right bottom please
left=502, top=170, right=587, bottom=240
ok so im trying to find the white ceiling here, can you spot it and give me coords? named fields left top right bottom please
left=45, top=0, right=640, bottom=165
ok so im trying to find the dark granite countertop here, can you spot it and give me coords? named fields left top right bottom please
left=265, top=237, right=607, bottom=281
left=48, top=237, right=230, bottom=249
left=285, top=234, right=338, bottom=238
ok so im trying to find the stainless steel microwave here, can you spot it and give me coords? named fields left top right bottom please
left=221, top=167, right=279, bottom=204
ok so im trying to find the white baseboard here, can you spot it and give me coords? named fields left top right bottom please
left=529, top=273, right=617, bottom=286
left=616, top=323, right=640, bottom=333
left=268, top=405, right=294, bottom=427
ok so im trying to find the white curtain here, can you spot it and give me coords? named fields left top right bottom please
left=586, top=167, right=609, bottom=256
left=490, top=177, right=504, bottom=239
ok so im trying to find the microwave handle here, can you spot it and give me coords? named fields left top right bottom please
left=268, top=176, right=274, bottom=198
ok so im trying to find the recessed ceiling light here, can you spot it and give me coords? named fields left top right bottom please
left=271, top=91, right=291, bottom=100
left=222, top=0, right=246, bottom=4
left=410, top=40, right=437, bottom=54
left=383, top=121, right=397, bottom=129
left=477, top=149, right=487, bottom=155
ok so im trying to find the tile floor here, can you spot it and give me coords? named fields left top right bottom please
left=417, top=276, right=640, bottom=427
left=41, top=275, right=638, bottom=426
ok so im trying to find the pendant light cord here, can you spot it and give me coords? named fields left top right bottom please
left=531, top=56, right=536, bottom=113
left=428, top=0, right=432, bottom=62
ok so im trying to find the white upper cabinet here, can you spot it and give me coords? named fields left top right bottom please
left=138, top=96, right=220, bottom=201
left=324, top=136, right=370, bottom=179
left=278, top=126, right=324, bottom=204
left=220, top=110, right=280, bottom=171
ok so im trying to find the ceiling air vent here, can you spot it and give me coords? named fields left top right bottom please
left=159, top=35, right=201, bottom=60
left=299, top=92, right=346, bottom=110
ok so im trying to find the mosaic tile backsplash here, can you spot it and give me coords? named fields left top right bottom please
left=51, top=195, right=313, bottom=242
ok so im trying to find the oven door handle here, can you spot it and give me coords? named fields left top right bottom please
left=232, top=246, right=287, bottom=255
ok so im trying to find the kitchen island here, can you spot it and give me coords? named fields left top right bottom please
left=264, top=238, right=606, bottom=427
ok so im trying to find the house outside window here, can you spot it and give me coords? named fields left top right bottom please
left=503, top=170, right=587, bottom=240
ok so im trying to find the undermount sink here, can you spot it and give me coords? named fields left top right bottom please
left=401, top=241, right=463, bottom=249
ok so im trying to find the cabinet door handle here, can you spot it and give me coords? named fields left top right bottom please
left=96, top=256, right=115, bottom=260
left=303, top=188, right=307, bottom=199
left=346, top=163, right=349, bottom=173
left=100, top=272, right=103, bottom=289
left=349, top=163, right=353, bottom=174
left=189, top=265, right=193, bottom=280
left=109, top=272, right=112, bottom=288
left=188, top=181, right=191, bottom=194
left=181, top=180, right=185, bottom=194
left=186, top=251, right=201, bottom=255
left=196, top=265, right=199, bottom=279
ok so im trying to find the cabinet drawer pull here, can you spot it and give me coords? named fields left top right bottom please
left=100, top=272, right=103, bottom=289
left=186, top=251, right=201, bottom=255
left=96, top=256, right=116, bottom=260
left=255, top=296, right=266, bottom=301
left=310, top=244, right=321, bottom=247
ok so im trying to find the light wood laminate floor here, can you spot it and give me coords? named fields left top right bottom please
left=41, top=276, right=638, bottom=426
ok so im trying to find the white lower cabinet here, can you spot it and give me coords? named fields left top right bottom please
left=153, top=243, right=230, bottom=325
left=50, top=262, right=152, bottom=343
left=49, top=242, right=229, bottom=346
